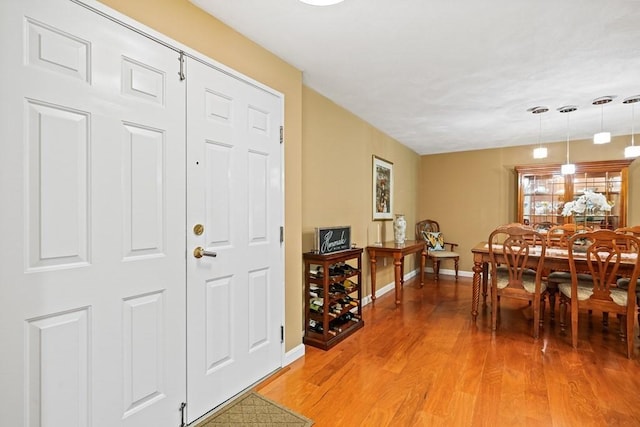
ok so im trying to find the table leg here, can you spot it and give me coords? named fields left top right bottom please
left=393, top=254, right=402, bottom=305
left=370, top=255, right=377, bottom=301
left=472, top=260, right=483, bottom=321
left=482, top=262, right=488, bottom=306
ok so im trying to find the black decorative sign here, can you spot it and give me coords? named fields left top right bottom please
left=315, top=226, right=351, bottom=254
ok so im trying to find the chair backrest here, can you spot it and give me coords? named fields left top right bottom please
left=615, top=225, right=640, bottom=237
left=415, top=219, right=440, bottom=240
left=531, top=222, right=558, bottom=233
left=488, top=223, right=546, bottom=291
left=614, top=226, right=640, bottom=251
left=567, top=229, right=640, bottom=303
left=547, top=223, right=592, bottom=248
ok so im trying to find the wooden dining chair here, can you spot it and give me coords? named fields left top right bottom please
left=614, top=225, right=640, bottom=242
left=530, top=222, right=558, bottom=233
left=545, top=223, right=594, bottom=322
left=415, top=219, right=459, bottom=280
left=546, top=223, right=592, bottom=248
left=488, top=223, right=547, bottom=338
left=557, top=229, right=640, bottom=358
left=614, top=226, right=640, bottom=337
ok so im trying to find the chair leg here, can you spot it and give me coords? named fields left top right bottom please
left=559, top=296, right=567, bottom=335
left=617, top=314, right=626, bottom=340
left=547, top=283, right=557, bottom=323
left=635, top=295, right=640, bottom=338
left=626, top=314, right=634, bottom=359
left=454, top=257, right=459, bottom=280
left=539, top=295, right=546, bottom=327
left=571, top=300, right=579, bottom=349
left=491, top=286, right=498, bottom=332
left=433, top=259, right=440, bottom=280
left=533, top=296, right=541, bottom=339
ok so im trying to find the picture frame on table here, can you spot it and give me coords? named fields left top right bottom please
left=372, top=155, right=393, bottom=220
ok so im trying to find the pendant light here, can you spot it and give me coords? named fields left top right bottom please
left=558, top=105, right=577, bottom=175
left=529, top=106, right=548, bottom=159
left=592, top=96, right=613, bottom=144
left=299, top=0, right=345, bottom=5
left=623, top=95, right=640, bottom=158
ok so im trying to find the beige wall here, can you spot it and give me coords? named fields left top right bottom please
left=419, top=136, right=640, bottom=274
left=302, top=87, right=421, bottom=297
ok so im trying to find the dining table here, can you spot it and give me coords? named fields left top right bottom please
left=470, top=241, right=639, bottom=321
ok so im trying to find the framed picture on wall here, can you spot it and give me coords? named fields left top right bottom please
left=372, top=155, right=393, bottom=220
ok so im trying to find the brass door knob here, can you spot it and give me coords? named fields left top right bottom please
left=193, top=247, right=217, bottom=258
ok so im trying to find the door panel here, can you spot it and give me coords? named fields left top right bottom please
left=0, top=1, right=186, bottom=425
left=26, top=308, right=90, bottom=427
left=26, top=100, right=90, bottom=270
left=186, top=58, right=284, bottom=423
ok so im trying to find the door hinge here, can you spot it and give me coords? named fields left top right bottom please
left=178, top=52, right=186, bottom=81
left=281, top=325, right=284, bottom=343
left=179, top=402, right=186, bottom=427
left=280, top=226, right=284, bottom=243
left=279, top=126, right=283, bottom=144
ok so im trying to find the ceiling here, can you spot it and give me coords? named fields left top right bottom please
left=190, top=0, right=640, bottom=155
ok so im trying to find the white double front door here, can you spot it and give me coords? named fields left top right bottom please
left=0, top=0, right=283, bottom=425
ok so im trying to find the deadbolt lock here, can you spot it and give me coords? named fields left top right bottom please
left=193, top=224, right=204, bottom=235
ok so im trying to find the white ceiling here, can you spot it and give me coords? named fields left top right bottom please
left=190, top=0, right=640, bottom=155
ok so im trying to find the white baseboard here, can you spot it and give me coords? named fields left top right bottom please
left=428, top=267, right=474, bottom=279
left=362, top=268, right=418, bottom=306
left=283, top=343, right=305, bottom=366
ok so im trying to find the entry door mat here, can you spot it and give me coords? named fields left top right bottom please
left=197, top=391, right=314, bottom=427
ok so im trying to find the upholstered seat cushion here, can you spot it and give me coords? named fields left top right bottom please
left=558, top=282, right=628, bottom=306
left=548, top=271, right=593, bottom=282
left=428, top=250, right=458, bottom=258
left=495, top=266, right=546, bottom=293
left=616, top=277, right=640, bottom=296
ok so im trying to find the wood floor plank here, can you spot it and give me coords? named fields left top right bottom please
left=256, top=275, right=640, bottom=426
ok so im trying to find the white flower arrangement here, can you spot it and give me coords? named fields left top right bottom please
left=561, top=190, right=612, bottom=217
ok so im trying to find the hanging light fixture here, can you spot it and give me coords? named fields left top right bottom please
left=592, top=96, right=613, bottom=144
left=558, top=105, right=577, bottom=175
left=529, top=106, right=549, bottom=159
left=623, top=95, right=640, bottom=158
left=298, top=0, right=345, bottom=5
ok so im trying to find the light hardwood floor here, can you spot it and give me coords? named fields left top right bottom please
left=256, top=274, right=640, bottom=426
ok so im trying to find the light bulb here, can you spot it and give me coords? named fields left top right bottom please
left=593, top=131, right=611, bottom=144
left=624, top=145, right=640, bottom=158
left=558, top=105, right=577, bottom=175
left=592, top=96, right=613, bottom=144
left=623, top=96, right=640, bottom=158
left=529, top=106, right=548, bottom=160
left=533, top=147, right=548, bottom=159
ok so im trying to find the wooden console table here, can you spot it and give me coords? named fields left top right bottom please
left=366, top=240, right=427, bottom=305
